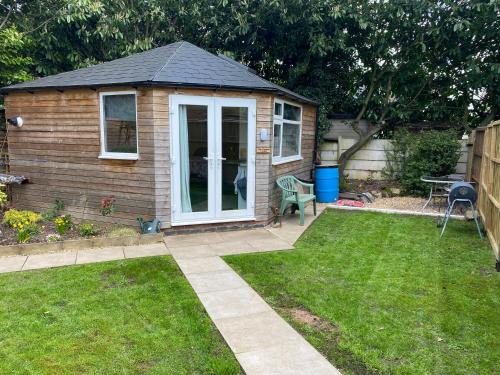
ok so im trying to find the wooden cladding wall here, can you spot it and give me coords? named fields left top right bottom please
left=4, top=88, right=156, bottom=226
left=4, top=87, right=314, bottom=227
left=477, top=120, right=500, bottom=260
left=268, top=104, right=317, bottom=211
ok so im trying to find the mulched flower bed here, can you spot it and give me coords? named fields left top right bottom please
left=0, top=211, right=134, bottom=246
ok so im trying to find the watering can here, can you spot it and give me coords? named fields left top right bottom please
left=137, top=217, right=161, bottom=234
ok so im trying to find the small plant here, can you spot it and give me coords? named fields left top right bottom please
left=3, top=209, right=41, bottom=228
left=100, top=196, right=116, bottom=216
left=42, top=199, right=65, bottom=221
left=0, top=190, right=7, bottom=208
left=78, top=222, right=98, bottom=237
left=54, top=215, right=72, bottom=235
left=17, top=223, right=40, bottom=243
left=46, top=233, right=61, bottom=242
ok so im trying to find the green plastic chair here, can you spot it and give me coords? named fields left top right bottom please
left=276, top=175, right=316, bottom=226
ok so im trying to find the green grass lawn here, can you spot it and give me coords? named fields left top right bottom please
left=0, top=256, right=241, bottom=375
left=225, top=209, right=499, bottom=375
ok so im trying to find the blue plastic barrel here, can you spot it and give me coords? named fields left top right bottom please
left=315, top=165, right=339, bottom=203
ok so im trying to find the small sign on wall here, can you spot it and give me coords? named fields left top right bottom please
left=256, top=147, right=271, bottom=154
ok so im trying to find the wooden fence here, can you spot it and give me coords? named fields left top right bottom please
left=476, top=121, right=500, bottom=262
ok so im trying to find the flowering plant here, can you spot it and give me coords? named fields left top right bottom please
left=54, top=215, right=72, bottom=235
left=3, top=209, right=41, bottom=229
left=100, top=196, right=116, bottom=216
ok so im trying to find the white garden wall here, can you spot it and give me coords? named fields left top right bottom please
left=319, top=138, right=469, bottom=180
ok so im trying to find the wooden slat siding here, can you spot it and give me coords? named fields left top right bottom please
left=4, top=87, right=156, bottom=226
left=477, top=120, right=500, bottom=260
left=268, top=104, right=317, bottom=213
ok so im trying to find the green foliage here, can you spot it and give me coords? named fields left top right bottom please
left=2, top=209, right=41, bottom=229
left=0, top=190, right=7, bottom=207
left=386, top=130, right=462, bottom=195
left=54, top=215, right=72, bottom=235
left=42, top=199, right=65, bottom=221
left=17, top=223, right=40, bottom=243
left=383, top=129, right=415, bottom=181
left=78, top=222, right=97, bottom=237
left=0, top=26, right=32, bottom=88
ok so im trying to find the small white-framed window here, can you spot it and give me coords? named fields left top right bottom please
left=99, top=91, right=138, bottom=160
left=272, top=99, right=302, bottom=164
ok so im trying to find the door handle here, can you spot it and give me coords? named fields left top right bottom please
left=203, top=156, right=209, bottom=160
left=220, top=157, right=227, bottom=161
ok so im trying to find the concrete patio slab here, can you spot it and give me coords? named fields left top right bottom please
left=168, top=245, right=217, bottom=259
left=196, top=287, right=271, bottom=320
left=176, top=256, right=231, bottom=274
left=236, top=342, right=341, bottom=375
left=248, top=238, right=294, bottom=252
left=187, top=270, right=249, bottom=293
left=164, top=234, right=213, bottom=248
left=76, top=246, right=125, bottom=264
left=123, top=243, right=170, bottom=259
left=23, top=252, right=76, bottom=270
left=213, top=310, right=304, bottom=354
left=0, top=255, right=27, bottom=273
left=210, top=241, right=256, bottom=255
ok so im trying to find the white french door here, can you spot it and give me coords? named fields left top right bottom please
left=170, top=95, right=256, bottom=225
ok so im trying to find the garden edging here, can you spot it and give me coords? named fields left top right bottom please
left=0, top=233, right=164, bottom=257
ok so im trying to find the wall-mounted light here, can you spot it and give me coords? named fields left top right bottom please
left=7, top=116, right=23, bottom=128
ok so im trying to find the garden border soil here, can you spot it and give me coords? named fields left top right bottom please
left=0, top=233, right=164, bottom=257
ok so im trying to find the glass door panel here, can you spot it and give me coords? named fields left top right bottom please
left=215, top=98, right=255, bottom=220
left=181, top=105, right=208, bottom=213
left=221, top=107, right=248, bottom=211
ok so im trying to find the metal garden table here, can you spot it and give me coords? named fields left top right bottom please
left=420, top=174, right=464, bottom=211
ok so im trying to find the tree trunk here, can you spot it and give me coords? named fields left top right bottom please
left=337, top=125, right=382, bottom=179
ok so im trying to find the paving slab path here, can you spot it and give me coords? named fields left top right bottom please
left=0, top=205, right=341, bottom=374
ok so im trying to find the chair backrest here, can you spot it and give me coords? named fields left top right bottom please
left=276, top=176, right=297, bottom=198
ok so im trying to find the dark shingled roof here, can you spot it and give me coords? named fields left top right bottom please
left=1, top=41, right=317, bottom=105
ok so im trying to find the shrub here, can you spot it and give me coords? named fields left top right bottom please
left=78, top=222, right=98, bottom=237
left=401, top=131, right=462, bottom=195
left=384, top=130, right=462, bottom=195
left=54, top=215, right=72, bottom=235
left=17, top=223, right=40, bottom=243
left=3, top=209, right=41, bottom=228
left=42, top=199, right=65, bottom=221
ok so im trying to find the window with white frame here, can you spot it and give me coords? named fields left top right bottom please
left=99, top=91, right=138, bottom=160
left=272, top=99, right=302, bottom=163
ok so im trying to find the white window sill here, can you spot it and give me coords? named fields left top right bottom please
left=272, top=155, right=303, bottom=165
left=98, top=153, right=139, bottom=161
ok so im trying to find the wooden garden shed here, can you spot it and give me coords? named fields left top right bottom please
left=0, top=41, right=318, bottom=229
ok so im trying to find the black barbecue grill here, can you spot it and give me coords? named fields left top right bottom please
left=440, top=182, right=483, bottom=238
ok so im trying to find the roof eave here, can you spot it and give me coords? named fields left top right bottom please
left=0, top=81, right=319, bottom=106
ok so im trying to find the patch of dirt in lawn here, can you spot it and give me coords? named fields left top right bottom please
left=279, top=306, right=379, bottom=375
left=290, top=308, right=338, bottom=333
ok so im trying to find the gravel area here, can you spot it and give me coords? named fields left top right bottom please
left=366, top=196, right=447, bottom=214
